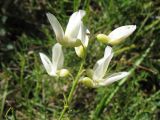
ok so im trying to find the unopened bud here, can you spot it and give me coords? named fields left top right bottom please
left=86, top=69, right=93, bottom=78
left=75, top=46, right=85, bottom=58
left=57, top=69, right=70, bottom=77
left=107, top=25, right=137, bottom=45
left=80, top=77, right=94, bottom=88
left=96, top=34, right=110, bottom=43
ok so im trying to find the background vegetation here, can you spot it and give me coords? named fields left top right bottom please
left=0, top=0, right=160, bottom=119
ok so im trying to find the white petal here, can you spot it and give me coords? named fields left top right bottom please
left=77, top=22, right=86, bottom=46
left=75, top=24, right=90, bottom=58
left=93, top=46, right=113, bottom=80
left=104, top=46, right=112, bottom=58
left=108, top=25, right=136, bottom=44
left=39, top=53, right=56, bottom=76
left=100, top=72, right=129, bottom=86
left=52, top=43, right=64, bottom=69
left=46, top=13, right=64, bottom=42
left=85, top=29, right=90, bottom=47
left=93, top=58, right=105, bottom=80
left=77, top=23, right=90, bottom=47
left=65, top=10, right=86, bottom=39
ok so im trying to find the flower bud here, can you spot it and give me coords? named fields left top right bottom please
left=86, top=69, right=93, bottom=78
left=75, top=46, right=85, bottom=58
left=79, top=77, right=94, bottom=88
left=57, top=69, right=70, bottom=77
left=96, top=34, right=110, bottom=43
left=97, top=25, right=136, bottom=45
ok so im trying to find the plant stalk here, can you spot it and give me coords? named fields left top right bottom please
left=59, top=59, right=85, bottom=120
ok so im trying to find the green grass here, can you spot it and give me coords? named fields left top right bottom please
left=0, top=0, right=160, bottom=119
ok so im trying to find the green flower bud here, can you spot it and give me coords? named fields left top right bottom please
left=57, top=69, right=70, bottom=77
left=75, top=45, right=85, bottom=58
left=86, top=69, right=93, bottom=78
left=80, top=77, right=94, bottom=88
left=96, top=34, right=110, bottom=43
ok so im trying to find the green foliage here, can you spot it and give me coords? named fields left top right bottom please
left=0, top=0, right=160, bottom=119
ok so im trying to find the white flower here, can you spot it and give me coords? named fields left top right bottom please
left=97, top=25, right=136, bottom=45
left=39, top=43, right=69, bottom=77
left=75, top=24, right=90, bottom=58
left=80, top=46, right=129, bottom=88
left=46, top=10, right=87, bottom=47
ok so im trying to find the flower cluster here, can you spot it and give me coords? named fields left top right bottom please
left=39, top=10, right=136, bottom=88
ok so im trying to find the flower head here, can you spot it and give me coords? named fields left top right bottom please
left=46, top=10, right=87, bottom=47
left=97, top=25, right=136, bottom=45
left=80, top=46, right=129, bottom=88
left=39, top=43, right=69, bottom=77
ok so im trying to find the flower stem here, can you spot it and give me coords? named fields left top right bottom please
left=67, top=60, right=84, bottom=104
left=59, top=105, right=68, bottom=120
left=59, top=59, right=85, bottom=120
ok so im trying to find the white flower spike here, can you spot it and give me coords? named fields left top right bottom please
left=80, top=46, right=129, bottom=88
left=46, top=10, right=87, bottom=47
left=97, top=25, right=136, bottom=45
left=39, top=43, right=69, bottom=77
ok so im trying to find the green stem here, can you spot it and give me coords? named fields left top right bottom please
left=59, top=59, right=85, bottom=120
left=67, top=60, right=84, bottom=104
left=0, top=81, right=8, bottom=119
left=59, top=105, right=68, bottom=120
left=93, top=39, right=156, bottom=119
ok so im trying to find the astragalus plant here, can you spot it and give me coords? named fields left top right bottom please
left=39, top=10, right=136, bottom=119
